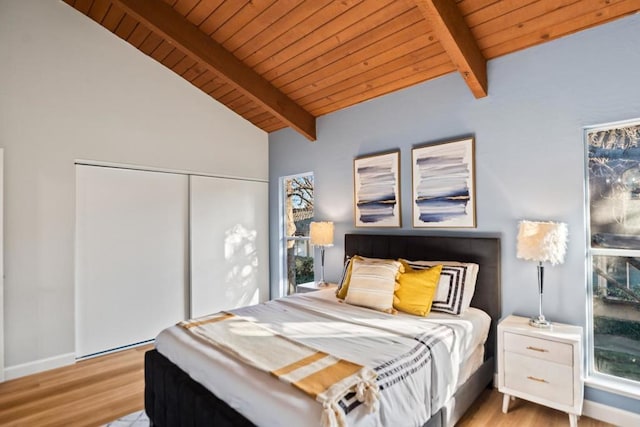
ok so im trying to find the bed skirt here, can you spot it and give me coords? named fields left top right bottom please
left=145, top=349, right=494, bottom=427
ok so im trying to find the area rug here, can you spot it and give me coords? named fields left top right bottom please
left=103, top=410, right=149, bottom=426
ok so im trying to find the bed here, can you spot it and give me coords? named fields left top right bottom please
left=145, top=233, right=501, bottom=427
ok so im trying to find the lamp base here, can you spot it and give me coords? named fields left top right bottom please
left=529, top=316, right=551, bottom=328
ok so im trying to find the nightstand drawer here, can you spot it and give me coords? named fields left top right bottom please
left=504, top=352, right=573, bottom=406
left=504, top=331, right=573, bottom=365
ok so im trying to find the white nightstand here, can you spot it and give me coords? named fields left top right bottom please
left=497, top=315, right=583, bottom=427
left=295, top=282, right=338, bottom=293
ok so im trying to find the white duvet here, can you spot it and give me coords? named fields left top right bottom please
left=155, top=289, right=490, bottom=427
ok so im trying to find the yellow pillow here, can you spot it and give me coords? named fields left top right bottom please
left=336, top=255, right=362, bottom=299
left=393, top=264, right=443, bottom=316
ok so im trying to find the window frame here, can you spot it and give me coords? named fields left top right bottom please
left=278, top=172, right=314, bottom=298
left=584, top=119, right=640, bottom=399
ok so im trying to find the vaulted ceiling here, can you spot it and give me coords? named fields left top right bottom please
left=64, top=0, right=640, bottom=141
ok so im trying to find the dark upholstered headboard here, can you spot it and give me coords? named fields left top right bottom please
left=344, top=233, right=501, bottom=361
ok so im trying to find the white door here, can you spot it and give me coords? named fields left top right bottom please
left=190, top=175, right=269, bottom=318
left=75, top=165, right=188, bottom=358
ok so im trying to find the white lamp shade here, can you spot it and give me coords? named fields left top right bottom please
left=310, top=221, right=334, bottom=246
left=517, top=220, right=568, bottom=265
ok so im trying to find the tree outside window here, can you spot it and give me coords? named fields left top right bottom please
left=587, top=120, right=640, bottom=386
left=283, top=174, right=314, bottom=295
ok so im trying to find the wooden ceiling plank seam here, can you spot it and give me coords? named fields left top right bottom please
left=278, top=20, right=437, bottom=99
left=313, top=61, right=456, bottom=116
left=295, top=47, right=450, bottom=109
left=114, top=14, right=139, bottom=40
left=239, top=0, right=369, bottom=71
left=172, top=0, right=200, bottom=17
left=200, top=78, right=225, bottom=94
left=208, top=82, right=238, bottom=99
left=226, top=96, right=258, bottom=114
left=190, top=69, right=214, bottom=86
left=258, top=116, right=286, bottom=130
left=244, top=109, right=275, bottom=123
left=139, top=32, right=164, bottom=55
left=213, top=0, right=280, bottom=49
left=199, top=75, right=223, bottom=91
left=183, top=63, right=208, bottom=82
left=197, top=1, right=231, bottom=35
left=311, top=58, right=456, bottom=116
left=187, top=0, right=225, bottom=27
left=251, top=0, right=395, bottom=76
left=161, top=49, right=188, bottom=69
left=200, top=0, right=248, bottom=37
left=219, top=0, right=300, bottom=54
left=483, top=0, right=640, bottom=58
left=113, top=0, right=316, bottom=140
left=101, top=4, right=125, bottom=31
left=458, top=0, right=504, bottom=17
left=87, top=0, right=112, bottom=23
left=265, top=2, right=423, bottom=86
left=217, top=89, right=247, bottom=106
left=235, top=99, right=271, bottom=117
left=415, top=0, right=488, bottom=98
left=464, top=0, right=540, bottom=28
left=128, top=23, right=152, bottom=48
left=74, top=0, right=94, bottom=14
left=471, top=0, right=582, bottom=41
left=296, top=46, right=450, bottom=108
left=477, top=0, right=626, bottom=52
left=231, top=0, right=334, bottom=62
left=149, top=41, right=176, bottom=62
left=173, top=56, right=198, bottom=76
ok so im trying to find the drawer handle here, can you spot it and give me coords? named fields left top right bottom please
left=526, top=346, right=548, bottom=353
left=527, top=376, right=548, bottom=383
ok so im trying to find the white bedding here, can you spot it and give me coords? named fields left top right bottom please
left=155, top=289, right=490, bottom=427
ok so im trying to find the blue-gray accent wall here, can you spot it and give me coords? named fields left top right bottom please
left=269, top=14, right=640, bottom=413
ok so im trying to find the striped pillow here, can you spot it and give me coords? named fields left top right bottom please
left=344, top=258, right=403, bottom=314
left=399, top=259, right=479, bottom=315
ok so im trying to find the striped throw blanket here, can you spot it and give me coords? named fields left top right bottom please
left=179, top=312, right=379, bottom=427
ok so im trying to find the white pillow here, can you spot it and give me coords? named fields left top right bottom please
left=344, top=258, right=402, bottom=314
left=399, top=259, right=479, bottom=315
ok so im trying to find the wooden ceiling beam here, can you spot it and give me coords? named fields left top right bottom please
left=113, top=0, right=316, bottom=141
left=414, top=0, right=488, bottom=98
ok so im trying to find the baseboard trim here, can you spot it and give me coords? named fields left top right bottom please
left=4, top=352, right=75, bottom=381
left=583, top=399, right=640, bottom=427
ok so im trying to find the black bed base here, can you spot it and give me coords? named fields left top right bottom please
left=145, top=349, right=494, bottom=427
left=145, top=349, right=255, bottom=427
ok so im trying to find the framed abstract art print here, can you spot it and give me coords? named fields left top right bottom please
left=353, top=150, right=401, bottom=227
left=412, top=137, right=476, bottom=228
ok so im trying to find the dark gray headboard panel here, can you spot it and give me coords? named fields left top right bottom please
left=344, top=233, right=501, bottom=360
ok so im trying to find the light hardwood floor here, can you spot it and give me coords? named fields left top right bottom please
left=0, top=345, right=615, bottom=427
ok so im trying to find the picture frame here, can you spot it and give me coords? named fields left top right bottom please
left=353, top=150, right=401, bottom=228
left=412, top=137, right=476, bottom=228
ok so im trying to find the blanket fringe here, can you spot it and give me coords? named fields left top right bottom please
left=321, top=401, right=345, bottom=427
left=356, top=380, right=380, bottom=413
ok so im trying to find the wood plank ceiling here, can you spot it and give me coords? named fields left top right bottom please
left=64, top=0, right=640, bottom=141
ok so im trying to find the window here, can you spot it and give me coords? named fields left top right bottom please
left=586, top=119, right=640, bottom=392
left=281, top=173, right=314, bottom=296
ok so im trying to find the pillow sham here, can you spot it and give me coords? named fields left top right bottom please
left=393, top=264, right=443, bottom=316
left=344, top=258, right=402, bottom=314
left=399, top=259, right=479, bottom=315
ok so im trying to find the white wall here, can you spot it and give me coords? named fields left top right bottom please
left=0, top=0, right=267, bottom=372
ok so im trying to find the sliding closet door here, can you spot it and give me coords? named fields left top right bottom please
left=190, top=175, right=269, bottom=318
left=76, top=165, right=188, bottom=358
